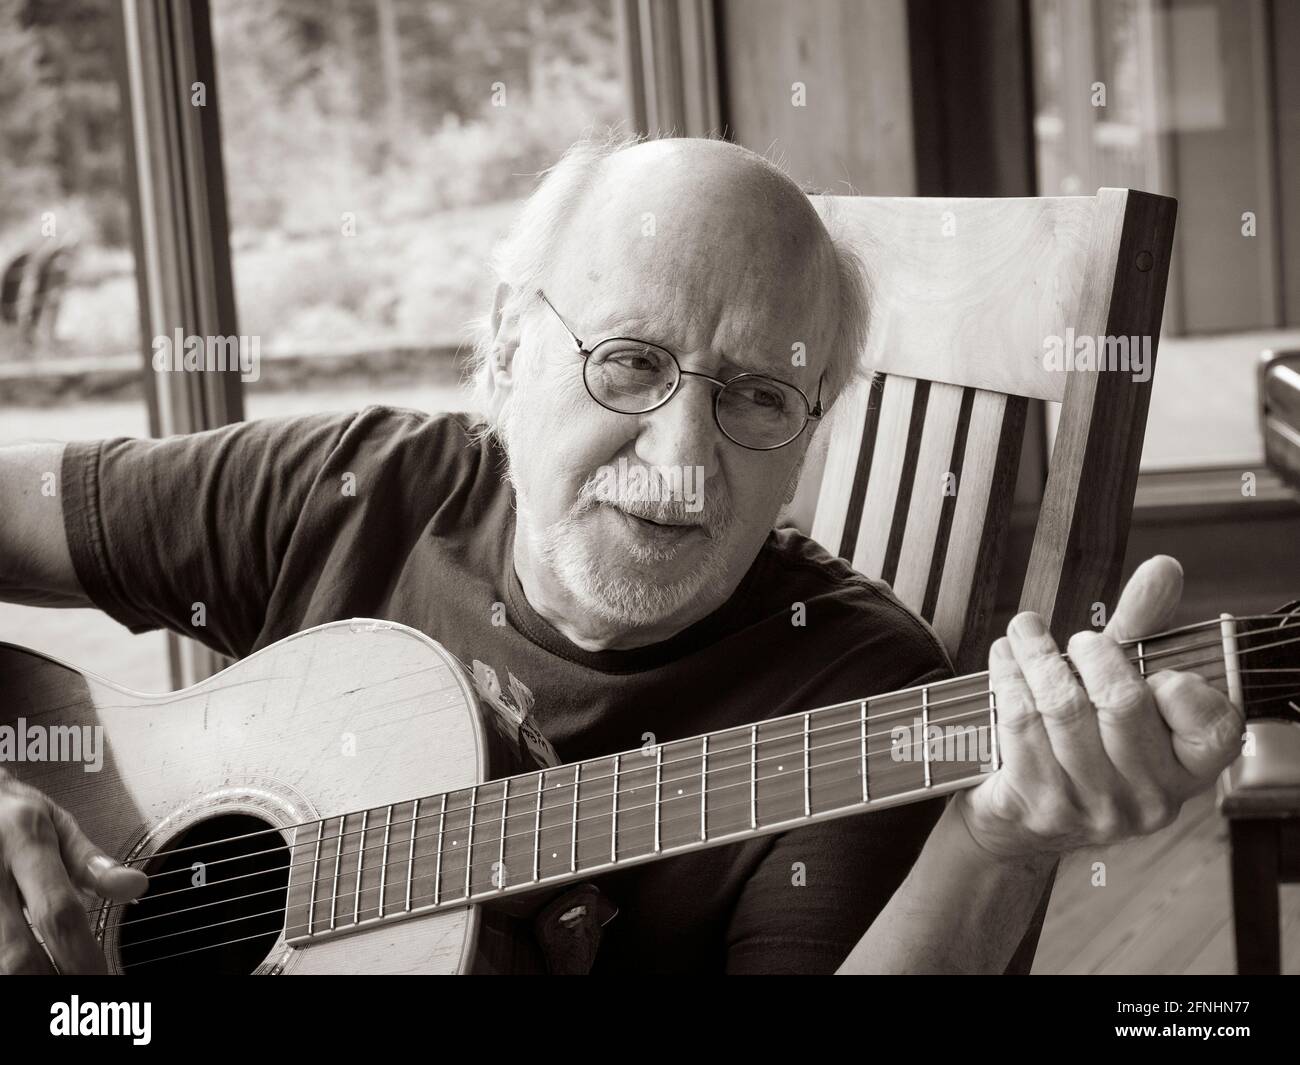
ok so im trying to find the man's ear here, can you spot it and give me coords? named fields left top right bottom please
left=483, top=282, right=523, bottom=414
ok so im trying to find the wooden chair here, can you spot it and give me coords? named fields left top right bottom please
left=797, top=188, right=1178, bottom=973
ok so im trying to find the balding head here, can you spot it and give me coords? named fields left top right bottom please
left=475, top=134, right=868, bottom=425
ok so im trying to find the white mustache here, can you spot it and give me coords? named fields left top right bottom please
left=577, top=474, right=731, bottom=535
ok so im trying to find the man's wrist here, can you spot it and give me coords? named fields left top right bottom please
left=838, top=795, right=1061, bottom=973
left=947, top=792, right=1062, bottom=883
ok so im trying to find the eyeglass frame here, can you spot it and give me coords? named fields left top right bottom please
left=534, top=289, right=825, bottom=452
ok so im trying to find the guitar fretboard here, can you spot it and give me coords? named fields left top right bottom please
left=283, top=619, right=1235, bottom=944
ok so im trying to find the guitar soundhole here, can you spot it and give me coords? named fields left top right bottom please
left=117, top=813, right=290, bottom=974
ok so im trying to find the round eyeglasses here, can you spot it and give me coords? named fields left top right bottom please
left=536, top=290, right=824, bottom=451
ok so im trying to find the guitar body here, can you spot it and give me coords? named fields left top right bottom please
left=0, top=620, right=542, bottom=974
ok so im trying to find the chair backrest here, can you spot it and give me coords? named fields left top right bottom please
left=806, top=188, right=1177, bottom=672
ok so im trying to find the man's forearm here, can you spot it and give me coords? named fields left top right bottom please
left=837, top=796, right=1058, bottom=973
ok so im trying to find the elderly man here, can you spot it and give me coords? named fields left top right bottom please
left=0, top=136, right=1241, bottom=974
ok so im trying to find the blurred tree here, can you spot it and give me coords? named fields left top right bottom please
left=0, top=0, right=129, bottom=245
left=0, top=0, right=60, bottom=232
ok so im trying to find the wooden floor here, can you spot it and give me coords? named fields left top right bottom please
left=1033, top=787, right=1300, bottom=974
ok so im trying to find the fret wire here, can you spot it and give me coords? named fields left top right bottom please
left=1220, top=614, right=1245, bottom=713
left=330, top=815, right=343, bottom=931
left=1137, top=640, right=1146, bottom=679
left=307, top=820, right=322, bottom=935
left=533, top=772, right=544, bottom=883
left=405, top=798, right=419, bottom=912
left=749, top=725, right=758, bottom=830
left=353, top=809, right=367, bottom=924
left=497, top=779, right=509, bottom=891
left=465, top=785, right=477, bottom=897
left=379, top=804, right=393, bottom=918
left=802, top=713, right=811, bottom=817
left=859, top=700, right=869, bottom=802
left=921, top=686, right=931, bottom=788
left=611, top=755, right=620, bottom=864
left=654, top=744, right=663, bottom=853
left=569, top=763, right=580, bottom=874
left=434, top=793, right=446, bottom=906
left=699, top=735, right=708, bottom=842
left=989, top=688, right=999, bottom=771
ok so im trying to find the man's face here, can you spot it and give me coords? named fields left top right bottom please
left=495, top=141, right=840, bottom=636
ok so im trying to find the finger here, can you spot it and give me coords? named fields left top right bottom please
left=987, top=636, right=1059, bottom=791
left=48, top=804, right=148, bottom=903
left=0, top=872, right=55, bottom=974
left=1007, top=612, right=1111, bottom=787
left=1069, top=628, right=1183, bottom=792
left=1104, top=555, right=1183, bottom=643
left=8, top=835, right=106, bottom=974
left=1148, top=670, right=1246, bottom=784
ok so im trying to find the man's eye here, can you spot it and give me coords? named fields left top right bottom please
left=608, top=349, right=663, bottom=373
left=733, top=383, right=787, bottom=410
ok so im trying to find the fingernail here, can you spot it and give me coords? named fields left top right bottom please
left=990, top=636, right=1014, bottom=660
left=1010, top=613, right=1047, bottom=640
left=87, top=854, right=118, bottom=876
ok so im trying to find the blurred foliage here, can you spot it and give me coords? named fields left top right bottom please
left=0, top=0, right=130, bottom=244
left=213, top=0, right=624, bottom=238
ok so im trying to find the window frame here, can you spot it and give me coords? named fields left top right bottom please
left=116, top=0, right=242, bottom=688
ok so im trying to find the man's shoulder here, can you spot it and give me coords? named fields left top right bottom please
left=756, top=525, right=953, bottom=673
left=284, top=404, right=497, bottom=477
left=315, top=405, right=507, bottom=516
left=340, top=405, right=488, bottom=450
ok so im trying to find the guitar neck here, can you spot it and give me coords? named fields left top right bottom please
left=283, top=616, right=1240, bottom=943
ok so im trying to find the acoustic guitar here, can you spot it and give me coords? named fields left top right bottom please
left=2, top=606, right=1297, bottom=974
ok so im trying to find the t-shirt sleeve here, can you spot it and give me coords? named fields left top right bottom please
left=60, top=409, right=360, bottom=659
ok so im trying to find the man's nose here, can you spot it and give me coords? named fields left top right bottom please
left=632, top=375, right=720, bottom=476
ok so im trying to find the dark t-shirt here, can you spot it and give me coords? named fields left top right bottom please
left=61, top=406, right=953, bottom=974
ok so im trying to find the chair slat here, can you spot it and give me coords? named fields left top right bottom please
left=891, top=381, right=967, bottom=614
left=810, top=375, right=876, bottom=556
left=851, top=375, right=919, bottom=579
left=929, top=389, right=1026, bottom=663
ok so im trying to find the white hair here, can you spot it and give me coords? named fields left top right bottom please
left=464, top=132, right=872, bottom=440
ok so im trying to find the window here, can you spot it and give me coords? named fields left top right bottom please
left=0, top=0, right=168, bottom=693
left=1031, top=0, right=1300, bottom=471
left=208, top=0, right=628, bottom=422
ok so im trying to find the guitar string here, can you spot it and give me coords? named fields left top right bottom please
left=92, top=662, right=1300, bottom=929
left=106, top=611, right=1294, bottom=868
left=96, top=624, right=1300, bottom=910
left=114, top=724, right=1013, bottom=961
left=114, top=647, right=1269, bottom=896
left=120, top=670, right=1267, bottom=923
left=127, top=661, right=1293, bottom=894
left=78, top=623, right=1300, bottom=937
left=111, top=620, right=1300, bottom=875
left=103, top=671, right=1300, bottom=957
left=112, top=671, right=1274, bottom=968
left=95, top=657, right=1294, bottom=930
left=113, top=677, right=1300, bottom=963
